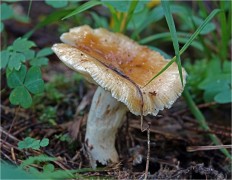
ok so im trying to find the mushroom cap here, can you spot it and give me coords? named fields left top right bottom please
left=52, top=25, right=187, bottom=116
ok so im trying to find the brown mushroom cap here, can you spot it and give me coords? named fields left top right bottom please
left=52, top=25, right=187, bottom=116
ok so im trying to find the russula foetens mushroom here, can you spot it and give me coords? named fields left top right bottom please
left=52, top=25, right=187, bottom=168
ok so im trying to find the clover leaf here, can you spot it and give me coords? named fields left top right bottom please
left=1, top=38, right=36, bottom=70
left=30, top=57, right=49, bottom=67
left=7, top=65, right=26, bottom=88
left=24, top=49, right=35, bottom=60
left=36, top=47, right=53, bottom=58
left=13, top=38, right=36, bottom=53
left=24, top=66, right=44, bottom=94
left=0, top=50, right=10, bottom=69
left=9, top=86, right=32, bottom=108
left=7, top=65, right=44, bottom=108
left=40, top=138, right=49, bottom=147
left=29, top=47, right=53, bottom=67
left=18, top=137, right=49, bottom=150
left=8, top=51, right=26, bottom=70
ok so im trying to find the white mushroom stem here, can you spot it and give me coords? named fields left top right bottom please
left=85, top=87, right=128, bottom=168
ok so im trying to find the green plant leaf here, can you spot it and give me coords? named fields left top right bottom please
left=30, top=139, right=41, bottom=150
left=132, top=5, right=164, bottom=38
left=9, top=86, right=32, bottom=108
left=0, top=21, right=4, bottom=32
left=12, top=38, right=36, bottom=53
left=43, top=164, right=55, bottom=172
left=179, top=9, right=222, bottom=56
left=1, top=3, right=14, bottom=20
left=18, top=137, right=41, bottom=150
left=30, top=57, right=49, bottom=67
left=40, top=138, right=49, bottom=147
left=45, top=0, right=69, bottom=8
left=128, top=7, right=149, bottom=30
left=90, top=12, right=109, bottom=28
left=18, top=137, right=35, bottom=149
left=223, top=61, right=231, bottom=73
left=62, top=0, right=102, bottom=20
left=24, top=66, right=44, bottom=94
left=0, top=50, right=11, bottom=69
left=199, top=74, right=230, bottom=103
left=7, top=65, right=27, bottom=88
left=8, top=51, right=25, bottom=70
left=148, top=46, right=171, bottom=59
left=18, top=137, right=49, bottom=150
left=20, top=155, right=57, bottom=168
left=192, top=16, right=216, bottom=34
left=101, top=0, right=146, bottom=13
left=23, top=49, right=35, bottom=60
left=36, top=47, right=53, bottom=58
left=214, top=89, right=232, bottom=103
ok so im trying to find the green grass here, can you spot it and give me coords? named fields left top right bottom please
left=161, top=0, right=183, bottom=86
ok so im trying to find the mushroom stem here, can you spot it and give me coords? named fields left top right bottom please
left=85, top=87, right=127, bottom=168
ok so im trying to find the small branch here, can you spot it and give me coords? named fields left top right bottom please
left=182, top=116, right=232, bottom=131
left=4, top=106, right=20, bottom=142
left=0, top=126, right=20, bottom=142
left=173, top=101, right=217, bottom=116
left=11, top=147, right=16, bottom=162
left=187, top=145, right=232, bottom=152
left=184, top=126, right=232, bottom=138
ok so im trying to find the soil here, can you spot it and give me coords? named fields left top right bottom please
left=1, top=1, right=231, bottom=179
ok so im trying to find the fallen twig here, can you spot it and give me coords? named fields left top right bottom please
left=187, top=145, right=232, bottom=152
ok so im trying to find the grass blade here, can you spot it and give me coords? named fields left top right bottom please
left=179, top=9, right=222, bottom=55
left=24, top=9, right=74, bottom=38
left=27, top=0, right=32, bottom=17
left=219, top=2, right=228, bottom=62
left=145, top=9, right=222, bottom=87
left=140, top=32, right=203, bottom=51
left=62, top=1, right=102, bottom=20
left=161, top=0, right=183, bottom=86
left=122, top=0, right=138, bottom=32
left=183, top=88, right=232, bottom=160
left=139, top=32, right=190, bottom=44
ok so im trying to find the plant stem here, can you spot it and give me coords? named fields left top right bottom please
left=219, top=1, right=228, bottom=63
left=183, top=88, right=232, bottom=160
left=144, top=121, right=151, bottom=180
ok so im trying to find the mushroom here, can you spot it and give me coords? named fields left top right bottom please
left=52, top=25, right=187, bottom=168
